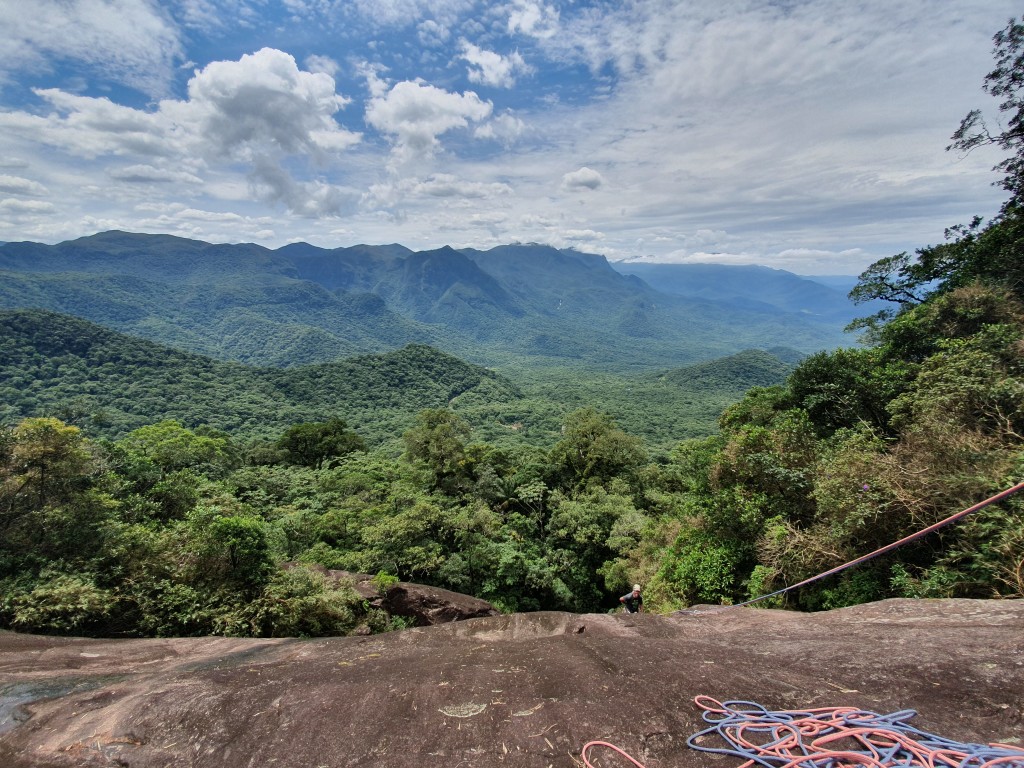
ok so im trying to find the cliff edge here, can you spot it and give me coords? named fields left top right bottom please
left=0, top=598, right=1021, bottom=767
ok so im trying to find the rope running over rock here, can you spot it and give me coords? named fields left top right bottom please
left=676, top=480, right=1024, bottom=615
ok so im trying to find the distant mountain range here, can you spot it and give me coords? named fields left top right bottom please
left=0, top=231, right=871, bottom=370
left=610, top=262, right=883, bottom=322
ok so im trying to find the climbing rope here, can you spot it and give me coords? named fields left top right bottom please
left=689, top=697, right=1024, bottom=768
left=677, top=480, right=1024, bottom=614
left=580, top=741, right=646, bottom=767
left=580, top=697, right=1024, bottom=768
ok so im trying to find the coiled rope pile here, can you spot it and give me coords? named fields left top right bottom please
left=581, top=696, right=1024, bottom=768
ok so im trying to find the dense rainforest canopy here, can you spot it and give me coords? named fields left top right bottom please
left=1, top=19, right=1022, bottom=637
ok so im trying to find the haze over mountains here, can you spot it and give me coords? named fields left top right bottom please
left=0, top=231, right=869, bottom=371
left=610, top=262, right=877, bottom=322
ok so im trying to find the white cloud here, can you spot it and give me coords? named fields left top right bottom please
left=459, top=41, right=529, bottom=88
left=409, top=174, right=513, bottom=198
left=176, top=48, right=357, bottom=161
left=365, top=79, right=492, bottom=164
left=364, top=173, right=512, bottom=210
left=0, top=198, right=55, bottom=213
left=6, top=90, right=172, bottom=160
left=417, top=20, right=450, bottom=47
left=349, top=0, right=475, bottom=28
left=131, top=204, right=277, bottom=240
left=469, top=212, right=509, bottom=225
left=0, top=174, right=49, bottom=196
left=176, top=208, right=250, bottom=223
left=0, top=49, right=362, bottom=217
left=506, top=0, right=559, bottom=39
left=561, top=167, right=604, bottom=191
left=563, top=228, right=604, bottom=241
left=305, top=54, right=341, bottom=78
left=474, top=111, right=526, bottom=144
left=108, top=164, right=203, bottom=184
left=0, top=0, right=184, bottom=96
left=247, top=155, right=362, bottom=217
left=177, top=0, right=226, bottom=30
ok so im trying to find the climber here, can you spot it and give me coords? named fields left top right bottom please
left=620, top=584, right=643, bottom=613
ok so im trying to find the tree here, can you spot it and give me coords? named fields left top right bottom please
left=2, top=418, right=94, bottom=514
left=549, top=408, right=647, bottom=492
left=403, top=409, right=472, bottom=492
left=277, top=418, right=366, bottom=468
left=785, top=348, right=905, bottom=436
left=852, top=19, right=1024, bottom=317
left=949, top=17, right=1024, bottom=209
left=119, top=420, right=234, bottom=475
left=0, top=418, right=113, bottom=570
left=185, top=506, right=275, bottom=597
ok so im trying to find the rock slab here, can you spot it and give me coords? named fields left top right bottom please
left=0, top=598, right=1022, bottom=767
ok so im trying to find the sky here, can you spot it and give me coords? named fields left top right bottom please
left=0, top=1, right=1019, bottom=275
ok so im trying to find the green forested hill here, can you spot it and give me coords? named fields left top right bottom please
left=0, top=309, right=519, bottom=444
left=647, top=349, right=797, bottom=389
left=0, top=309, right=798, bottom=450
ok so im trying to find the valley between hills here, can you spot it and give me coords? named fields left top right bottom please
left=0, top=230, right=863, bottom=450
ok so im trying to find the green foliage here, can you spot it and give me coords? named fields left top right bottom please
left=0, top=417, right=115, bottom=575
left=647, top=525, right=747, bottom=610
left=372, top=571, right=399, bottom=591
left=120, top=420, right=236, bottom=475
left=786, top=349, right=904, bottom=436
left=277, top=418, right=366, bottom=467
left=549, top=408, right=647, bottom=491
left=3, top=571, right=111, bottom=634
left=164, top=503, right=276, bottom=601
left=402, top=408, right=472, bottom=492
left=248, top=566, right=362, bottom=638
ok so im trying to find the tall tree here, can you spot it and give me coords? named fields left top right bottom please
left=549, top=408, right=647, bottom=492
left=852, top=18, right=1024, bottom=316
left=277, top=418, right=366, bottom=468
left=950, top=17, right=1024, bottom=209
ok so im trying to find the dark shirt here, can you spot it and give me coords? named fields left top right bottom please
left=620, top=591, right=642, bottom=613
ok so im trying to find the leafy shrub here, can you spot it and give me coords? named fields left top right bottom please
left=7, top=571, right=111, bottom=634
left=248, top=566, right=361, bottom=637
left=648, top=525, right=746, bottom=609
left=372, top=571, right=399, bottom=591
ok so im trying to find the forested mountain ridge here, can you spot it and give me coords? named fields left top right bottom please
left=0, top=308, right=796, bottom=449
left=0, top=231, right=853, bottom=370
left=0, top=308, right=519, bottom=443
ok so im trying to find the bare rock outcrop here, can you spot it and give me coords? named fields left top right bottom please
left=380, top=582, right=501, bottom=625
left=284, top=565, right=501, bottom=625
left=0, top=598, right=1022, bottom=767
